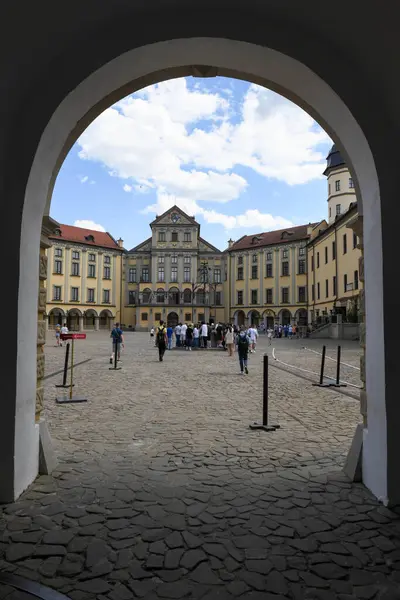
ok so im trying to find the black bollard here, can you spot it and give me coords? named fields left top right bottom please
left=336, top=345, right=341, bottom=385
left=249, top=355, right=280, bottom=431
left=313, top=345, right=330, bottom=387
left=56, top=342, right=73, bottom=388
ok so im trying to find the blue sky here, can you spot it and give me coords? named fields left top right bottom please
left=51, top=76, right=332, bottom=250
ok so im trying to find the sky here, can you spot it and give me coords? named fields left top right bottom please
left=51, top=76, right=332, bottom=251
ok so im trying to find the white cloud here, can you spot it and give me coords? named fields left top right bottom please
left=77, top=77, right=331, bottom=228
left=79, top=175, right=89, bottom=183
left=74, top=219, right=106, bottom=232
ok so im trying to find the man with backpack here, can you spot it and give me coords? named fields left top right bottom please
left=110, top=322, right=124, bottom=364
left=156, top=320, right=168, bottom=362
left=237, top=328, right=249, bottom=375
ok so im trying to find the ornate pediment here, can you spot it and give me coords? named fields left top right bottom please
left=151, top=205, right=199, bottom=227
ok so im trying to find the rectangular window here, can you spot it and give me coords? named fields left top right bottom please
left=298, top=259, right=306, bottom=274
left=54, top=259, right=62, bottom=274
left=128, top=267, right=136, bottom=283
left=142, top=312, right=148, bottom=321
left=154, top=312, right=162, bottom=321
left=311, top=255, right=314, bottom=271
left=282, top=287, right=289, bottom=304
left=317, top=282, right=320, bottom=300
left=325, top=246, right=328, bottom=264
left=184, top=255, right=191, bottom=264
left=335, top=180, right=341, bottom=192
left=72, top=262, right=80, bottom=276
left=72, top=250, right=80, bottom=260
left=343, top=233, right=347, bottom=254
left=328, top=183, right=331, bottom=195
left=251, top=265, right=258, bottom=279
left=171, top=266, right=178, bottom=282
left=104, top=255, right=111, bottom=264
left=251, top=289, right=258, bottom=304
left=128, top=290, right=135, bottom=305
left=103, top=289, right=110, bottom=303
left=332, top=241, right=336, bottom=260
left=354, top=270, right=359, bottom=290
left=333, top=276, right=337, bottom=295
left=158, top=232, right=166, bottom=242
left=184, top=267, right=191, bottom=282
left=237, top=266, right=244, bottom=280
left=299, top=247, right=305, bottom=256
left=317, top=252, right=320, bottom=268
left=266, top=263, right=273, bottom=278
left=158, top=267, right=165, bottom=282
left=55, top=248, right=63, bottom=257
left=281, top=261, right=289, bottom=276
left=88, top=253, right=96, bottom=262
left=53, top=285, right=62, bottom=301
left=252, top=254, right=258, bottom=263
left=215, top=291, right=222, bottom=306
left=158, top=256, right=164, bottom=264
left=266, top=288, right=273, bottom=304
left=88, top=264, right=96, bottom=278
left=298, top=286, right=306, bottom=303
left=237, top=290, right=243, bottom=305
left=183, top=312, right=190, bottom=321
left=71, top=287, right=79, bottom=302
left=184, top=232, right=191, bottom=242
left=325, top=279, right=329, bottom=298
left=171, top=232, right=178, bottom=242
left=311, top=284, right=315, bottom=301
left=87, top=288, right=95, bottom=303
left=336, top=204, right=341, bottom=215
left=282, top=249, right=288, bottom=259
left=344, top=274, right=348, bottom=292
left=329, top=206, right=332, bottom=218
left=353, top=232, right=357, bottom=249
left=171, top=254, right=178, bottom=264
left=214, top=268, right=221, bottom=283
left=238, top=256, right=243, bottom=265
left=349, top=177, right=354, bottom=189
left=141, top=268, right=149, bottom=282
left=103, top=266, right=111, bottom=279
left=266, top=251, right=272, bottom=261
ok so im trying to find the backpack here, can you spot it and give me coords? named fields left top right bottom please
left=237, top=335, right=249, bottom=354
left=157, top=326, right=166, bottom=344
left=111, top=328, right=122, bottom=343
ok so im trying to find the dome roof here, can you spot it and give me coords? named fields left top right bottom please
left=323, top=143, right=346, bottom=175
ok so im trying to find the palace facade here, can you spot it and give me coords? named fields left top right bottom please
left=45, top=144, right=362, bottom=331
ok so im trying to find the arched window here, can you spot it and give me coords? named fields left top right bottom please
left=157, top=288, right=165, bottom=303
left=183, top=288, right=192, bottom=303
left=169, top=287, right=180, bottom=305
left=142, top=288, right=151, bottom=303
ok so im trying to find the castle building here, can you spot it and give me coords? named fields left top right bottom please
left=122, top=207, right=226, bottom=330
left=45, top=145, right=362, bottom=332
left=46, top=225, right=124, bottom=331
left=306, top=144, right=362, bottom=325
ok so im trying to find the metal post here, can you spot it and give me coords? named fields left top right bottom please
left=69, top=337, right=74, bottom=400
left=319, top=345, right=326, bottom=385
left=249, top=354, right=280, bottom=431
left=56, top=342, right=71, bottom=388
left=336, top=345, right=341, bottom=385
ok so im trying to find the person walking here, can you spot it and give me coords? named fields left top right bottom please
left=288, top=324, right=293, bottom=339
left=186, top=323, right=193, bottom=350
left=150, top=326, right=155, bottom=344
left=237, top=329, right=249, bottom=374
left=175, top=323, right=181, bottom=347
left=248, top=325, right=258, bottom=353
left=267, top=327, right=273, bottom=345
left=167, top=324, right=173, bottom=350
left=60, top=323, right=69, bottom=347
left=110, top=322, right=124, bottom=364
left=200, top=321, right=208, bottom=348
left=156, top=320, right=167, bottom=362
left=55, top=323, right=61, bottom=347
left=225, top=325, right=235, bottom=356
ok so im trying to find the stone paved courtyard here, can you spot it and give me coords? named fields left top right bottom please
left=1, top=333, right=400, bottom=599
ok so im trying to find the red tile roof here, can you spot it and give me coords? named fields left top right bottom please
left=49, top=224, right=122, bottom=250
left=228, top=223, right=318, bottom=252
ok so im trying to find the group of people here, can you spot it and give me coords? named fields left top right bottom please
left=54, top=323, right=69, bottom=346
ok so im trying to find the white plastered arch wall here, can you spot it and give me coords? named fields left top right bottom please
left=19, top=38, right=385, bottom=501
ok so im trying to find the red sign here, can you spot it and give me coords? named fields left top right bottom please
left=61, top=333, right=87, bottom=340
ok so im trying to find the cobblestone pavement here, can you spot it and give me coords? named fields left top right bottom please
left=1, top=333, right=400, bottom=600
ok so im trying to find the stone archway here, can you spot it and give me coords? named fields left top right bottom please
left=167, top=312, right=179, bottom=328
left=248, top=310, right=260, bottom=327
left=280, top=309, right=292, bottom=326
left=234, top=310, right=246, bottom=328
left=48, top=308, right=65, bottom=330
left=262, top=309, right=275, bottom=330
left=99, top=309, right=113, bottom=331
left=4, top=31, right=392, bottom=504
left=84, top=309, right=98, bottom=331
left=66, top=309, right=81, bottom=332
left=295, top=309, right=308, bottom=326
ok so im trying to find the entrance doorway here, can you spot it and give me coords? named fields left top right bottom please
left=248, top=310, right=260, bottom=327
left=48, top=308, right=65, bottom=330
left=280, top=309, right=291, bottom=326
left=167, top=312, right=179, bottom=328
left=67, top=309, right=81, bottom=331
left=99, top=309, right=113, bottom=330
left=235, top=310, right=245, bottom=327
